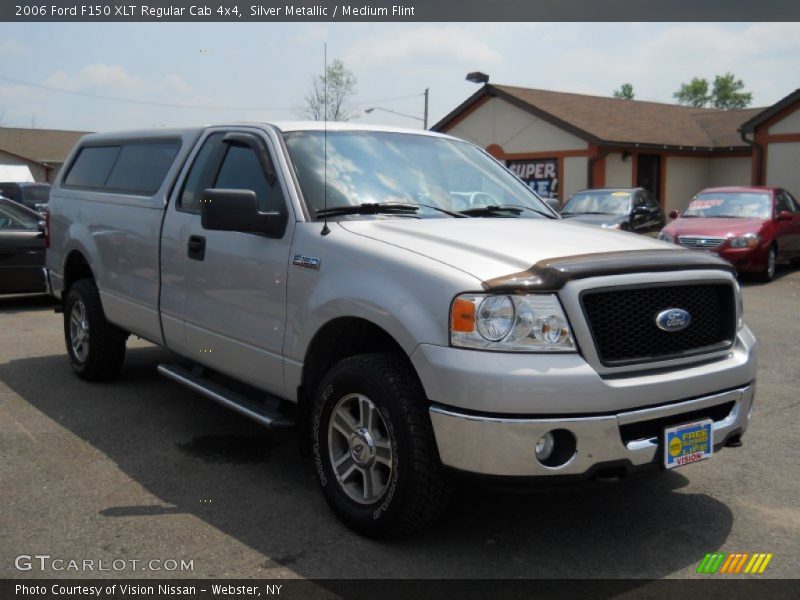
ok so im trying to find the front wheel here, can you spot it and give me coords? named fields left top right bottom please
left=64, top=279, right=128, bottom=381
left=758, top=245, right=777, bottom=282
left=311, top=354, right=451, bottom=538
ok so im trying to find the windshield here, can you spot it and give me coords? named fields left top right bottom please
left=282, top=131, right=553, bottom=219
left=682, top=192, right=772, bottom=219
left=562, top=191, right=631, bottom=215
left=681, top=192, right=772, bottom=219
left=21, top=185, right=50, bottom=204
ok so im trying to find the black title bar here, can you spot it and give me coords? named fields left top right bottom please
left=4, top=0, right=800, bottom=22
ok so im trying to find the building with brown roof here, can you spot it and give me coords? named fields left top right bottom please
left=433, top=84, right=800, bottom=214
left=0, top=127, right=88, bottom=183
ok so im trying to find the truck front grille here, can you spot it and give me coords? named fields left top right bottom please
left=580, top=283, right=737, bottom=366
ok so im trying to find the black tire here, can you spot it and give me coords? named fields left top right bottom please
left=311, top=353, right=451, bottom=538
left=757, top=245, right=777, bottom=282
left=64, top=279, right=127, bottom=381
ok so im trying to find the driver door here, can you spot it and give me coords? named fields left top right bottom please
left=164, top=128, right=294, bottom=397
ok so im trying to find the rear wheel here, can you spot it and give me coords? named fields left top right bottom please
left=311, top=353, right=451, bottom=538
left=64, top=279, right=127, bottom=381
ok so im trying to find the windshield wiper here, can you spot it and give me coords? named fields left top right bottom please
left=459, top=204, right=553, bottom=218
left=564, top=211, right=612, bottom=215
left=414, top=203, right=468, bottom=218
left=316, top=203, right=420, bottom=218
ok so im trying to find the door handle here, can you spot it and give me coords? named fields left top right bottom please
left=187, top=235, right=206, bottom=261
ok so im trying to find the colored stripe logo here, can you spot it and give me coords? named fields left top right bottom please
left=697, top=552, right=773, bottom=574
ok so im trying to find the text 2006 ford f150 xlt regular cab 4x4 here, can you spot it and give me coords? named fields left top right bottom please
left=45, top=123, right=757, bottom=537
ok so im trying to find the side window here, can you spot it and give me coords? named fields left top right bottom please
left=214, top=144, right=284, bottom=213
left=0, top=207, right=20, bottom=230
left=634, top=193, right=647, bottom=208
left=178, top=133, right=224, bottom=213
left=64, top=146, right=121, bottom=188
left=645, top=191, right=659, bottom=209
left=775, top=192, right=792, bottom=215
left=105, top=142, right=180, bottom=194
left=64, top=141, right=180, bottom=194
left=0, top=205, right=37, bottom=230
left=784, top=191, right=800, bottom=212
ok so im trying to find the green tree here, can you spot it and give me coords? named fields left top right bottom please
left=612, top=83, right=635, bottom=100
left=674, top=74, right=752, bottom=110
left=674, top=77, right=711, bottom=108
left=711, top=72, right=753, bottom=110
left=302, top=59, right=358, bottom=122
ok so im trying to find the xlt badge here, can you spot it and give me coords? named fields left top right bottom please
left=292, top=255, right=321, bottom=270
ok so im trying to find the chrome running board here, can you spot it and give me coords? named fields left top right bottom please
left=157, top=363, right=294, bottom=430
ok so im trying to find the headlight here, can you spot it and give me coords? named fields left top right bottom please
left=601, top=223, right=621, bottom=230
left=450, top=293, right=576, bottom=352
left=729, top=233, right=760, bottom=248
left=658, top=232, right=675, bottom=243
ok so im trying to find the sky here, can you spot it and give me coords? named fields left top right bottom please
left=0, top=22, right=799, bottom=133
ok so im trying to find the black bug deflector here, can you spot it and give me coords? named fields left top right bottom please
left=483, top=249, right=736, bottom=292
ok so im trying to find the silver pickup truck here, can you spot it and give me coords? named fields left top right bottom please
left=45, top=123, right=757, bottom=537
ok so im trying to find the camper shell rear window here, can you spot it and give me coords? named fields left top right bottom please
left=63, top=139, right=181, bottom=195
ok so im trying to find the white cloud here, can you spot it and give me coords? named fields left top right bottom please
left=43, top=63, right=145, bottom=91
left=343, top=25, right=502, bottom=70
left=291, top=24, right=329, bottom=46
left=158, top=74, right=193, bottom=95
left=495, top=23, right=800, bottom=107
left=0, top=39, right=26, bottom=56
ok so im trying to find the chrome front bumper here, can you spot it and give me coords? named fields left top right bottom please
left=430, top=382, right=755, bottom=477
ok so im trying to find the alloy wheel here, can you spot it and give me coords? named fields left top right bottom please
left=69, top=299, right=90, bottom=363
left=327, top=393, right=393, bottom=504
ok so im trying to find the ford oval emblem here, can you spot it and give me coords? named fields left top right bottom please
left=656, top=308, right=691, bottom=332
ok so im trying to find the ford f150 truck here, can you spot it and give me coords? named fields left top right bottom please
left=45, top=123, right=757, bottom=537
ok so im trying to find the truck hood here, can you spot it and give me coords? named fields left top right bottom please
left=663, top=217, right=767, bottom=238
left=560, top=213, right=627, bottom=227
left=338, top=218, right=673, bottom=282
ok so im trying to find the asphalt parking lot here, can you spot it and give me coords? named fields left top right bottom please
left=1, top=270, right=798, bottom=581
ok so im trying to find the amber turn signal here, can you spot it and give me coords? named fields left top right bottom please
left=451, top=298, right=476, bottom=332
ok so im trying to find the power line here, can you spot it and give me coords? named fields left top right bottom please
left=0, top=75, right=298, bottom=111
left=354, top=93, right=425, bottom=106
left=0, top=74, right=426, bottom=113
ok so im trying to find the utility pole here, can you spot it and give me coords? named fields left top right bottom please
left=423, top=88, right=429, bottom=130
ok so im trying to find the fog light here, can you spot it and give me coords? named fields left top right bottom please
left=535, top=432, right=555, bottom=461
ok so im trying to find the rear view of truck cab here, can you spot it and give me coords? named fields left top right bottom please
left=45, top=123, right=757, bottom=538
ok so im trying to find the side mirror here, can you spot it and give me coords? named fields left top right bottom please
left=669, top=210, right=679, bottom=219
left=777, top=210, right=793, bottom=222
left=201, top=189, right=284, bottom=236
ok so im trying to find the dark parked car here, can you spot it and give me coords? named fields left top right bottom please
left=0, top=181, right=51, bottom=214
left=659, top=186, right=800, bottom=282
left=560, top=188, right=665, bottom=235
left=0, top=196, right=46, bottom=294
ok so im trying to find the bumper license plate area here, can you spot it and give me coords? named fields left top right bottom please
left=664, top=419, right=713, bottom=469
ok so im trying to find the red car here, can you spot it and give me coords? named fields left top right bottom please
left=659, top=186, right=800, bottom=281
